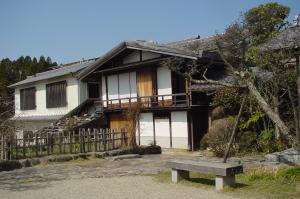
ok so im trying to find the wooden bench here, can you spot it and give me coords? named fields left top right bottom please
left=166, top=159, right=243, bottom=190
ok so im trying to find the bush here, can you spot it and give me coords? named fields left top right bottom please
left=211, top=106, right=226, bottom=120
left=203, top=116, right=236, bottom=157
left=256, top=129, right=285, bottom=153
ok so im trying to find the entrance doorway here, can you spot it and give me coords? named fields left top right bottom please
left=88, top=83, right=100, bottom=98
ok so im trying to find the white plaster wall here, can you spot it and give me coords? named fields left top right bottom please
left=14, top=75, right=81, bottom=118
left=155, top=118, right=171, bottom=148
left=157, top=66, right=172, bottom=100
left=79, top=81, right=88, bottom=103
left=171, top=111, right=188, bottom=149
left=129, top=72, right=137, bottom=101
left=123, top=51, right=140, bottom=64
left=138, top=113, right=154, bottom=145
left=142, top=51, right=161, bottom=60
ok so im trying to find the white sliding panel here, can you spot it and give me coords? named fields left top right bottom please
left=157, top=66, right=172, bottom=100
left=107, top=75, right=119, bottom=104
left=155, top=117, right=171, bottom=148
left=130, top=72, right=137, bottom=102
left=119, top=73, right=130, bottom=103
left=101, top=76, right=107, bottom=107
left=138, top=113, right=154, bottom=145
left=171, top=111, right=188, bottom=149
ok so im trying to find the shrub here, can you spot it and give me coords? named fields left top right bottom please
left=211, top=106, right=226, bottom=120
left=203, top=116, right=236, bottom=157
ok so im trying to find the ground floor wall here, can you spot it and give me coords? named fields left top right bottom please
left=137, top=111, right=189, bottom=149
left=105, top=107, right=208, bottom=150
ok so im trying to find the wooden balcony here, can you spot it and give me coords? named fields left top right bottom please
left=100, top=93, right=191, bottom=111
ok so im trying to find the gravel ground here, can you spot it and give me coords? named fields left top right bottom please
left=0, top=152, right=279, bottom=199
left=0, top=176, right=241, bottom=199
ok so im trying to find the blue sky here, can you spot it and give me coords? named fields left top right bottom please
left=0, top=0, right=299, bottom=64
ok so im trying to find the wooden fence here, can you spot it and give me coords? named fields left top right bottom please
left=0, top=128, right=128, bottom=160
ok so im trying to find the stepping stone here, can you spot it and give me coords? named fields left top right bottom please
left=111, top=154, right=142, bottom=161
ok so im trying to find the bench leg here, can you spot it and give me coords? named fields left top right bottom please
left=171, top=169, right=189, bottom=183
left=215, top=175, right=236, bottom=191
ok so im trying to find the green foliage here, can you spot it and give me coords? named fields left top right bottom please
left=211, top=87, right=242, bottom=115
left=257, top=129, right=285, bottom=153
left=0, top=56, right=57, bottom=118
left=239, top=112, right=264, bottom=130
left=245, top=2, right=290, bottom=45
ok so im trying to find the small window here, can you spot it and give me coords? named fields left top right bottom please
left=20, top=87, right=36, bottom=110
left=46, top=81, right=67, bottom=108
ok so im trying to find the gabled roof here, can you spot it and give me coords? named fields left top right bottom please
left=77, top=40, right=202, bottom=79
left=9, top=59, right=98, bottom=88
left=260, top=26, right=300, bottom=50
left=165, top=36, right=217, bottom=52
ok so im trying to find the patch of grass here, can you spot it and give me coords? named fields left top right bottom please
left=153, top=166, right=300, bottom=199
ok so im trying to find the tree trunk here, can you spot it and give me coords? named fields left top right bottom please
left=272, top=95, right=280, bottom=140
left=246, top=81, right=292, bottom=141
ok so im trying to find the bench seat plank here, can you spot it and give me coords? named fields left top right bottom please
left=166, top=159, right=243, bottom=177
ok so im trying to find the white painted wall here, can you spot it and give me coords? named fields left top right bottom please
left=157, top=66, right=172, bottom=100
left=14, top=75, right=83, bottom=118
left=171, top=111, right=188, bottom=149
left=138, top=113, right=154, bottom=145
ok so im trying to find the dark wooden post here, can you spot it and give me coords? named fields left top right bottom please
left=15, top=135, right=18, bottom=160
left=47, top=133, right=50, bottom=156
left=94, top=129, right=97, bottom=152
left=69, top=131, right=72, bottom=154
left=23, top=134, right=26, bottom=158
left=79, top=129, right=83, bottom=153
left=223, top=93, right=248, bottom=163
left=112, top=129, right=115, bottom=149
left=35, top=133, right=38, bottom=157
left=59, top=132, right=62, bottom=154
left=103, top=129, right=107, bottom=151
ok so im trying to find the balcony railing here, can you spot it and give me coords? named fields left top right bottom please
left=102, top=93, right=191, bottom=110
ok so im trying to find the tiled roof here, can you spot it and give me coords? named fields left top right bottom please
left=8, top=59, right=98, bottom=88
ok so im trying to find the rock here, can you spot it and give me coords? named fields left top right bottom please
left=265, top=148, right=300, bottom=165
left=0, top=160, right=22, bottom=171
left=134, top=145, right=162, bottom=155
left=46, top=155, right=73, bottom=162
left=19, top=159, right=31, bottom=167
left=111, top=154, right=141, bottom=161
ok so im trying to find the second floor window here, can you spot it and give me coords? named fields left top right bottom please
left=20, top=87, right=36, bottom=110
left=46, top=81, right=67, bottom=108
